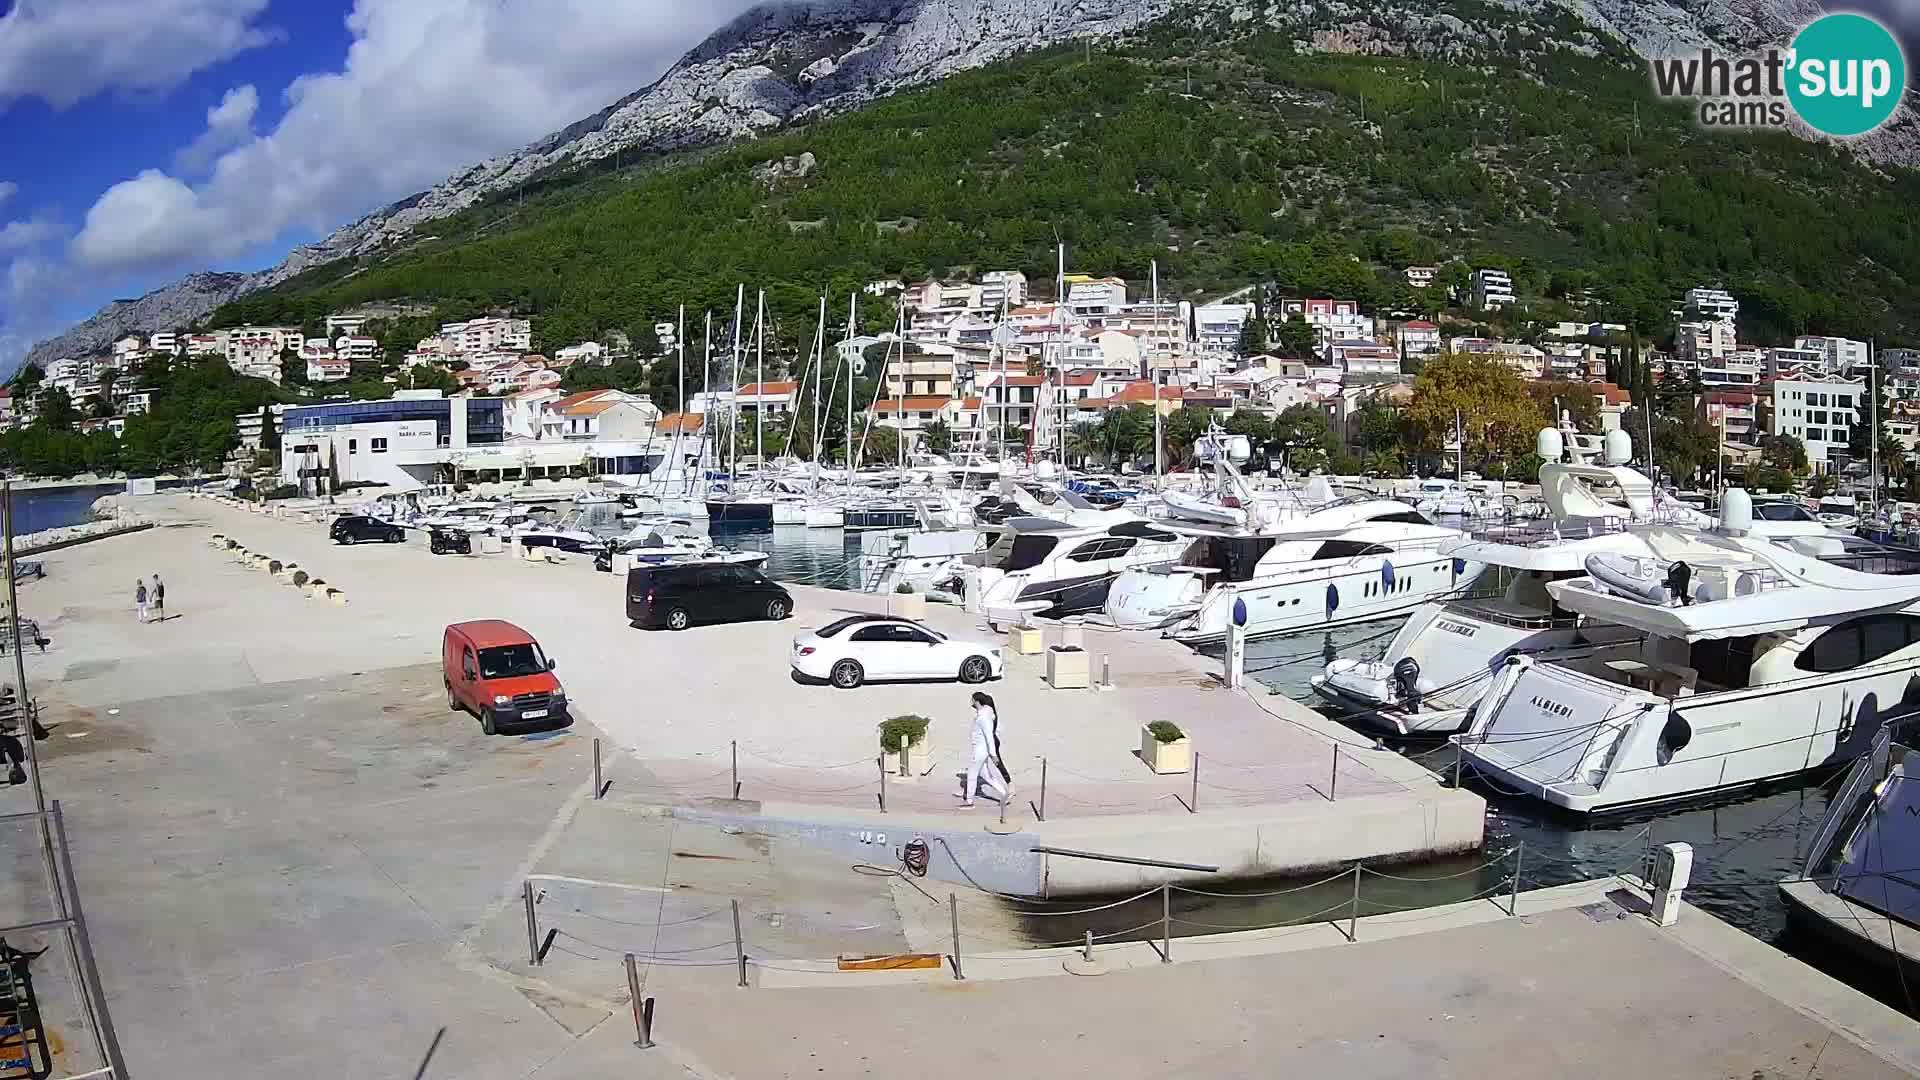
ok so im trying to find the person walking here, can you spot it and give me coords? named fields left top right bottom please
left=134, top=579, right=148, bottom=624
left=150, top=573, right=165, bottom=623
left=959, top=691, right=1013, bottom=808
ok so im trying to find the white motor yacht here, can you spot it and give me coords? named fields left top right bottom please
left=1815, top=494, right=1862, bottom=531
left=965, top=516, right=1189, bottom=623
left=1455, top=488, right=1920, bottom=815
left=1105, top=428, right=1484, bottom=644
left=1313, top=427, right=1712, bottom=735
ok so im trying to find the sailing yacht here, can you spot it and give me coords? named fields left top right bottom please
left=1455, top=488, right=1920, bottom=815
left=1104, top=429, right=1483, bottom=643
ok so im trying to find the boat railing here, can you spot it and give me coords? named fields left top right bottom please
left=1443, top=598, right=1578, bottom=631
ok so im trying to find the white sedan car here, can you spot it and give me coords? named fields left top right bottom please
left=791, top=615, right=1004, bottom=689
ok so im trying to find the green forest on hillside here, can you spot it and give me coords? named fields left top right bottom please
left=211, top=24, right=1920, bottom=367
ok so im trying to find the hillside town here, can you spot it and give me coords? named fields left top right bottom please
left=5, top=270, right=1911, bottom=499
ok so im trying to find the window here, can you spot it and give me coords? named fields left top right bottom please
left=1837, top=395, right=1852, bottom=409
left=478, top=643, right=548, bottom=678
left=1067, top=537, right=1139, bottom=562
left=1689, top=636, right=1759, bottom=689
left=852, top=623, right=939, bottom=645
left=1810, top=410, right=1828, bottom=425
left=348, top=439, right=358, bottom=453
left=1310, top=540, right=1394, bottom=560
left=1797, top=614, right=1920, bottom=673
left=1805, top=429, right=1823, bottom=443
left=1369, top=510, right=1431, bottom=525
left=461, top=648, right=477, bottom=681
left=371, top=437, right=388, bottom=453
left=816, top=616, right=884, bottom=639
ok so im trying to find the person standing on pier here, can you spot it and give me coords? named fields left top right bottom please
left=960, top=691, right=1012, bottom=808
left=134, top=579, right=148, bottom=624
left=150, top=573, right=165, bottom=622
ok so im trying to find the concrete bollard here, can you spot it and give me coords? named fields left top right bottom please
left=268, top=560, right=285, bottom=575
left=1650, top=842, right=1692, bottom=927
left=302, top=578, right=327, bottom=597
left=325, top=588, right=349, bottom=605
left=289, top=569, right=309, bottom=588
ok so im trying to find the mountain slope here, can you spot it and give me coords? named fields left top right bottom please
left=20, top=0, right=1917, bottom=370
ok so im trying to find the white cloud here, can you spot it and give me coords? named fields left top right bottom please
left=68, top=0, right=755, bottom=274
left=0, top=218, right=64, bottom=254
left=0, top=0, right=279, bottom=110
left=0, top=182, right=15, bottom=209
left=174, top=84, right=259, bottom=174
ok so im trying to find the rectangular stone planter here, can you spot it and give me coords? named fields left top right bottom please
left=885, top=734, right=929, bottom=778
left=1140, top=728, right=1191, bottom=775
left=1010, top=628, right=1044, bottom=655
left=1046, top=646, right=1090, bottom=689
left=889, top=592, right=928, bottom=621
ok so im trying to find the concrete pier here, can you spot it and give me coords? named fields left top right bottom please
left=21, top=494, right=1482, bottom=894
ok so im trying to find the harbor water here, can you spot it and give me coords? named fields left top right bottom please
left=8, top=483, right=128, bottom=535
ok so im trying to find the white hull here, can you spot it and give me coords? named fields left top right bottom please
left=1112, top=554, right=1485, bottom=644
left=1458, top=654, right=1920, bottom=815
left=805, top=505, right=845, bottom=528
left=656, top=496, right=709, bottom=520
left=772, top=500, right=809, bottom=525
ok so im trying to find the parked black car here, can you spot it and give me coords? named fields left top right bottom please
left=330, top=515, right=406, bottom=544
left=625, top=563, right=791, bottom=630
left=429, top=527, right=473, bottom=555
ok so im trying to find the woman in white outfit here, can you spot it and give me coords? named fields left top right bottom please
left=960, top=691, right=1012, bottom=807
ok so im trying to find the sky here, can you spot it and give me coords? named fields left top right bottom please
left=0, top=0, right=758, bottom=374
left=0, top=1, right=1915, bottom=377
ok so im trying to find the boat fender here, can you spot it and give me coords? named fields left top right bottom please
left=1658, top=712, right=1691, bottom=765
left=1381, top=560, right=1396, bottom=590
left=1665, top=561, right=1693, bottom=606
left=1325, top=582, right=1340, bottom=617
left=1452, top=557, right=1467, bottom=581
left=1392, top=657, right=1422, bottom=712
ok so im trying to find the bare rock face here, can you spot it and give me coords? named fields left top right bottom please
left=22, top=272, right=253, bottom=370
left=752, top=151, right=820, bottom=186
left=24, top=0, right=1915, bottom=369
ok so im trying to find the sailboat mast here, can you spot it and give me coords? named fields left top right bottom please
left=893, top=304, right=905, bottom=468
left=755, top=289, right=766, bottom=466
left=1871, top=341, right=1879, bottom=512
left=846, top=293, right=857, bottom=474
left=730, top=284, right=744, bottom=474
left=1056, top=241, right=1066, bottom=467
left=813, top=294, right=825, bottom=471
left=702, top=310, right=712, bottom=480
left=671, top=304, right=685, bottom=489
left=1153, top=259, right=1164, bottom=478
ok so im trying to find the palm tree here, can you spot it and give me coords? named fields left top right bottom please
left=1364, top=449, right=1400, bottom=477
left=1067, top=421, right=1104, bottom=466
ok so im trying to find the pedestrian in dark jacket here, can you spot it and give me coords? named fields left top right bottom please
left=150, top=574, right=165, bottom=622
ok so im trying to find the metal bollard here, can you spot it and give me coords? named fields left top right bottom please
left=1037, top=757, right=1048, bottom=822
left=1160, top=882, right=1172, bottom=963
left=1347, top=864, right=1361, bottom=942
left=731, top=899, right=748, bottom=988
left=593, top=738, right=603, bottom=799
left=1509, top=842, right=1524, bottom=916
left=949, top=893, right=965, bottom=981
left=900, top=739, right=910, bottom=778
left=732, top=739, right=740, bottom=800
left=1101, top=654, right=1111, bottom=688
left=624, top=953, right=654, bottom=1049
left=1330, top=745, right=1340, bottom=801
left=524, top=880, right=540, bottom=966
left=877, top=756, right=887, bottom=813
left=1190, top=752, right=1199, bottom=814
left=1082, top=929, right=1094, bottom=963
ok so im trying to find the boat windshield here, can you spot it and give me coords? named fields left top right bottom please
left=478, top=643, right=548, bottom=679
left=1181, top=536, right=1276, bottom=583
left=1818, top=501, right=1857, bottom=515
left=1754, top=502, right=1817, bottom=522
left=999, top=534, right=1059, bottom=572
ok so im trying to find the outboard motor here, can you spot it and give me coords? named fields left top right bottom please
left=1665, top=561, right=1692, bottom=606
left=1391, top=657, right=1423, bottom=713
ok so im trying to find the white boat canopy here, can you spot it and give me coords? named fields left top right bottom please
left=1547, top=569, right=1920, bottom=641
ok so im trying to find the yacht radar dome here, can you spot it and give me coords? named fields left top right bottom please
left=1718, top=487, right=1753, bottom=535
left=1603, top=429, right=1633, bottom=466
left=1536, top=427, right=1565, bottom=462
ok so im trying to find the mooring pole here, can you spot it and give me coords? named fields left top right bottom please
left=1190, top=752, right=1199, bottom=813
left=1038, top=757, right=1048, bottom=822
left=524, top=880, right=540, bottom=966
left=949, top=893, right=965, bottom=981
left=593, top=737, right=603, bottom=799
left=624, top=953, right=654, bottom=1049
left=731, top=739, right=740, bottom=800
left=1160, top=883, right=1172, bottom=963
left=731, top=898, right=748, bottom=988
left=1330, top=745, right=1340, bottom=801
left=877, top=756, right=887, bottom=813
left=1510, top=842, right=1525, bottom=916
left=1348, top=865, right=1362, bottom=941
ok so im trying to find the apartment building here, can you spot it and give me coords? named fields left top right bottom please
left=1404, top=266, right=1436, bottom=289
left=147, top=331, right=178, bottom=355
left=1699, top=348, right=1762, bottom=387
left=307, top=358, right=351, bottom=383
left=1328, top=342, right=1400, bottom=375
left=1772, top=376, right=1864, bottom=470
left=1194, top=302, right=1256, bottom=356
left=735, top=381, right=800, bottom=417
left=334, top=336, right=380, bottom=363
left=225, top=326, right=299, bottom=371
left=1675, top=320, right=1735, bottom=366
left=1795, top=335, right=1870, bottom=376
left=442, top=317, right=532, bottom=355
left=1685, top=287, right=1740, bottom=325
left=1471, top=269, right=1514, bottom=308
left=1703, top=390, right=1758, bottom=440
left=1065, top=277, right=1127, bottom=320
left=978, top=271, right=1028, bottom=309
left=1273, top=298, right=1374, bottom=348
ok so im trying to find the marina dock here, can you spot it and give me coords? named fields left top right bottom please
left=2, top=495, right=1918, bottom=1076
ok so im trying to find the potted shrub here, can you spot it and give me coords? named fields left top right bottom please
left=879, top=715, right=930, bottom=775
left=1140, top=720, right=1191, bottom=775
left=891, top=580, right=927, bottom=620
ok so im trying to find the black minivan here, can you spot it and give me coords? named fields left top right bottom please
left=626, top=563, right=792, bottom=630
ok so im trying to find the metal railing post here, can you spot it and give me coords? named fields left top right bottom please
left=1190, top=752, right=1199, bottom=813
left=1330, top=745, right=1340, bottom=801
left=1037, top=757, right=1047, bottom=822
left=731, top=899, right=748, bottom=988
left=50, top=803, right=128, bottom=1079
left=1160, top=883, right=1172, bottom=963
left=624, top=954, right=654, bottom=1048
left=949, top=893, right=965, bottom=981
left=877, top=756, right=887, bottom=813
left=593, top=738, right=603, bottom=799
left=1510, top=842, right=1525, bottom=916
left=1348, top=865, right=1361, bottom=941
left=731, top=739, right=740, bottom=800
left=1452, top=741, right=1463, bottom=788
left=524, top=880, right=540, bottom=966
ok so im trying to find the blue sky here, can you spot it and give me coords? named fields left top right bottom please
left=0, top=0, right=755, bottom=372
left=0, top=1, right=1915, bottom=376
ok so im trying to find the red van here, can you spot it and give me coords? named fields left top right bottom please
left=442, top=620, right=568, bottom=734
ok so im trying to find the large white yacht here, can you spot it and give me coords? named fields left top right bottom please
left=965, top=516, right=1189, bottom=623
left=1104, top=431, right=1484, bottom=643
left=1313, top=426, right=1711, bottom=735
left=1454, top=489, right=1920, bottom=815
